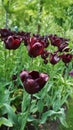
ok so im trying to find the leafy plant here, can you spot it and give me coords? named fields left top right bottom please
left=0, top=1, right=73, bottom=130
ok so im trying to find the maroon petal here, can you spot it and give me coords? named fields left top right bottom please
left=35, top=78, right=45, bottom=88
left=20, top=70, right=29, bottom=82
left=49, top=35, right=61, bottom=47
left=58, top=43, right=69, bottom=52
left=35, top=73, right=49, bottom=90
left=29, top=71, right=40, bottom=79
left=40, top=73, right=49, bottom=82
left=5, top=36, right=14, bottom=49
left=61, top=54, right=73, bottom=63
left=23, top=79, right=40, bottom=94
left=13, top=39, right=21, bottom=50
left=28, top=42, right=44, bottom=57
left=50, top=54, right=60, bottom=65
left=30, top=37, right=37, bottom=45
left=52, top=39, right=61, bottom=47
left=0, top=28, right=12, bottom=38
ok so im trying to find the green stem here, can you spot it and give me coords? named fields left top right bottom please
left=4, top=49, right=7, bottom=82
left=29, top=57, right=33, bottom=70
left=21, top=94, right=32, bottom=130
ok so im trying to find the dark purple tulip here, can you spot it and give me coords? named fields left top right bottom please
left=61, top=54, right=73, bottom=63
left=27, top=35, right=49, bottom=58
left=0, top=28, right=13, bottom=39
left=23, top=79, right=40, bottom=94
left=20, top=70, right=49, bottom=94
left=20, top=70, right=29, bottom=82
left=28, top=41, right=44, bottom=57
left=48, top=35, right=69, bottom=49
left=4, top=36, right=22, bottom=50
left=58, top=43, right=70, bottom=52
left=49, top=35, right=61, bottom=47
left=69, top=70, right=73, bottom=77
left=50, top=53, right=60, bottom=65
left=32, top=34, right=49, bottom=48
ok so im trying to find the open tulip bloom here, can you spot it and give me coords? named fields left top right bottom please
left=60, top=53, right=73, bottom=64
left=20, top=70, right=49, bottom=94
left=27, top=35, right=49, bottom=58
left=49, top=53, right=60, bottom=65
left=4, top=35, right=22, bottom=50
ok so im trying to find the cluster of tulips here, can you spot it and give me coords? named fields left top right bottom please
left=0, top=28, right=73, bottom=94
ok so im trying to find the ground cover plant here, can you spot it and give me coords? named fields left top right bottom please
left=0, top=0, right=73, bottom=130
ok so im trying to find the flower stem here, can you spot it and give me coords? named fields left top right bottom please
left=30, top=94, right=33, bottom=103
left=21, top=94, right=32, bottom=130
left=29, top=57, right=33, bottom=70
left=4, top=49, right=7, bottom=82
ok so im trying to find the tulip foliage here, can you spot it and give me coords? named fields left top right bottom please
left=0, top=27, right=73, bottom=129
left=0, top=26, right=73, bottom=130
left=0, top=28, right=73, bottom=94
left=0, top=0, right=73, bottom=130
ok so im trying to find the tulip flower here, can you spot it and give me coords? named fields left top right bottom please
left=4, top=35, right=22, bottom=50
left=58, top=43, right=70, bottom=52
left=0, top=28, right=13, bottom=39
left=49, top=35, right=69, bottom=49
left=49, top=34, right=61, bottom=47
left=27, top=36, right=45, bottom=57
left=27, top=35, right=49, bottom=58
left=61, top=54, right=73, bottom=64
left=49, top=53, right=60, bottom=65
left=20, top=70, right=49, bottom=94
